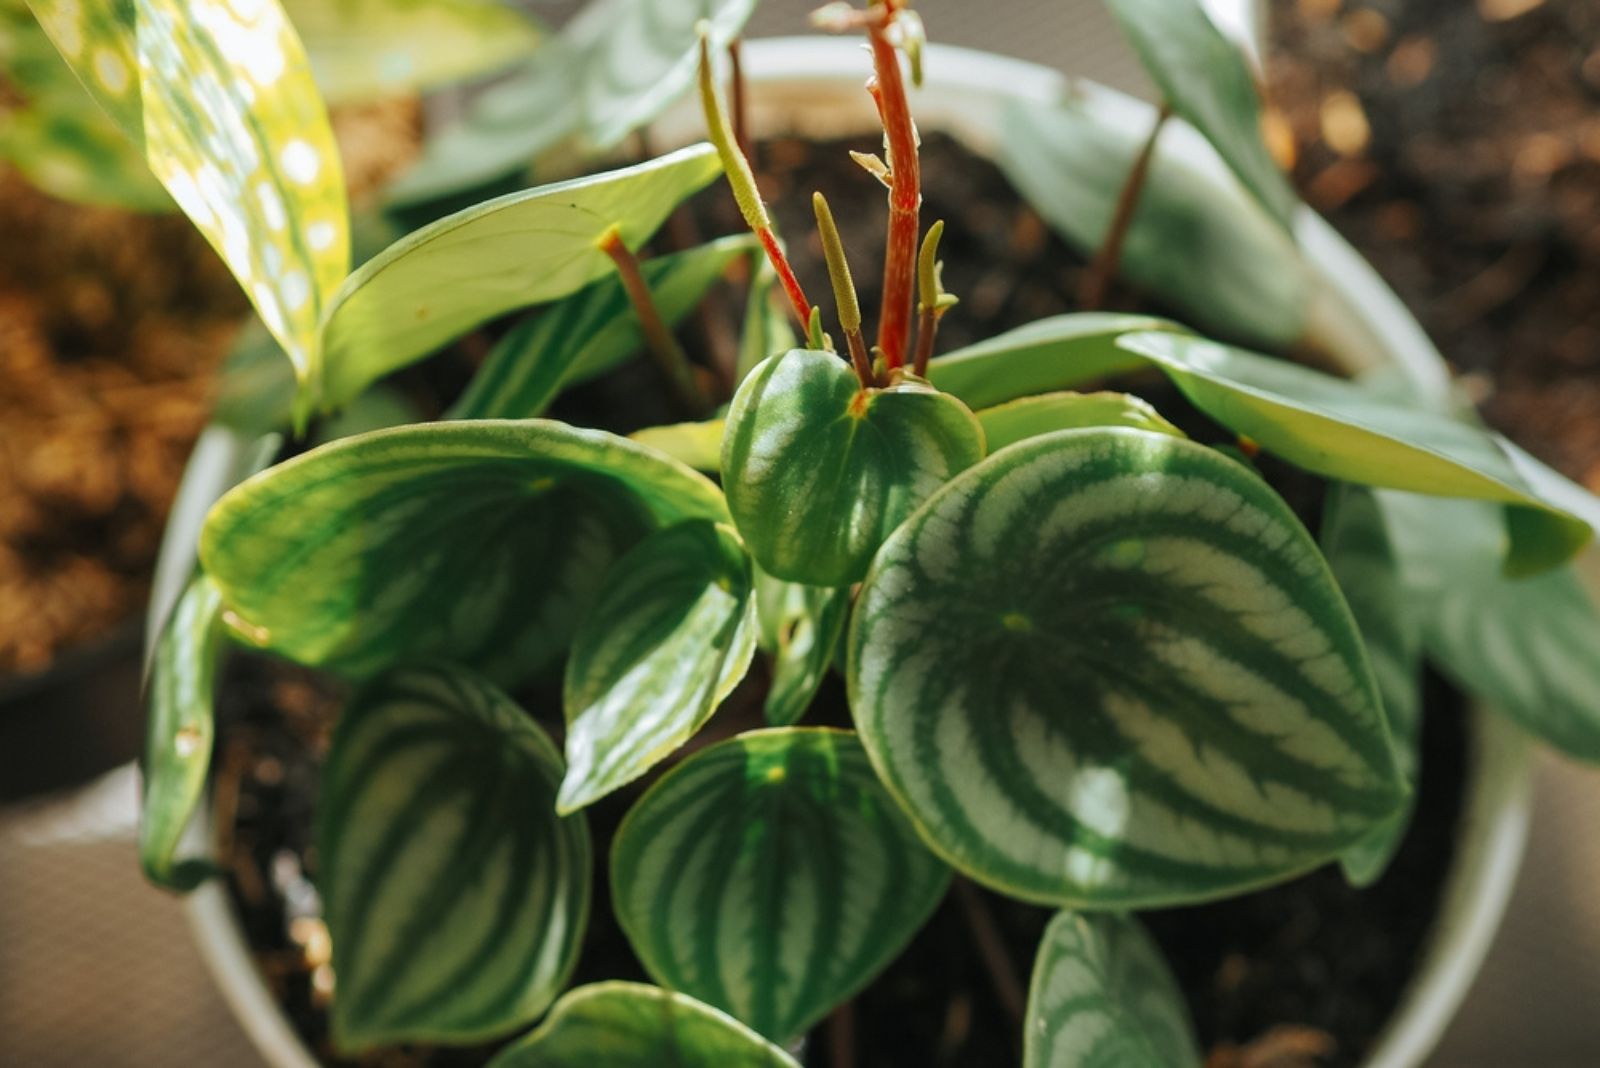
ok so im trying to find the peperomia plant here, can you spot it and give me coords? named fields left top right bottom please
left=30, top=0, right=1600, bottom=1063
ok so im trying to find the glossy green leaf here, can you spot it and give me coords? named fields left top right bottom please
left=724, top=349, right=985, bottom=586
left=755, top=568, right=850, bottom=727
left=738, top=255, right=798, bottom=384
left=1104, top=0, right=1298, bottom=232
left=559, top=520, right=757, bottom=812
left=1119, top=330, right=1600, bottom=575
left=977, top=391, right=1185, bottom=452
left=200, top=420, right=727, bottom=684
left=1377, top=490, right=1600, bottom=761
left=139, top=573, right=226, bottom=892
left=450, top=235, right=753, bottom=421
left=1025, top=911, right=1202, bottom=1068
left=926, top=313, right=1176, bottom=410
left=318, top=665, right=589, bottom=1050
left=612, top=728, right=951, bottom=1042
left=849, top=428, right=1405, bottom=907
left=1322, top=485, right=1421, bottom=886
left=285, top=0, right=541, bottom=105
left=998, top=88, right=1308, bottom=348
left=630, top=419, right=725, bottom=474
left=485, top=982, right=800, bottom=1068
left=319, top=143, right=722, bottom=410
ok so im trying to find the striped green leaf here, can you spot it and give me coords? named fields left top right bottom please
left=139, top=573, right=226, bottom=892
left=1323, top=485, right=1421, bottom=886
left=319, top=143, right=721, bottom=410
left=849, top=428, right=1405, bottom=908
left=976, top=391, right=1185, bottom=452
left=199, top=420, right=727, bottom=684
left=559, top=520, right=758, bottom=812
left=998, top=89, right=1309, bottom=348
left=29, top=0, right=352, bottom=422
left=1119, top=330, right=1600, bottom=575
left=318, top=665, right=590, bottom=1051
left=450, top=235, right=753, bottom=421
left=1104, top=0, right=1298, bottom=232
left=1025, top=911, right=1201, bottom=1068
left=1377, top=490, right=1600, bottom=761
left=612, top=728, right=951, bottom=1042
left=631, top=419, right=725, bottom=474
left=754, top=568, right=850, bottom=727
left=284, top=0, right=542, bottom=105
left=926, top=313, right=1178, bottom=410
left=724, top=349, right=985, bottom=586
left=486, top=982, right=800, bottom=1068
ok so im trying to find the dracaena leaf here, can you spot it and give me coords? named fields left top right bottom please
left=723, top=349, right=985, bottom=586
left=1118, top=330, right=1600, bottom=575
left=485, top=983, right=800, bottom=1068
left=558, top=520, right=758, bottom=812
left=1025, top=911, right=1202, bottom=1068
left=611, top=728, right=950, bottom=1043
left=849, top=428, right=1406, bottom=908
left=975, top=391, right=1185, bottom=452
left=754, top=567, right=851, bottom=727
left=318, top=665, right=589, bottom=1051
left=199, top=420, right=728, bottom=685
left=450, top=235, right=754, bottom=421
left=1104, top=0, right=1298, bottom=232
left=318, top=143, right=722, bottom=411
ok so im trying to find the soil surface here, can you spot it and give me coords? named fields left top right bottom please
left=220, top=133, right=1466, bottom=1068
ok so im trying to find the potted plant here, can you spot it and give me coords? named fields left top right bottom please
left=27, top=0, right=1599, bottom=1064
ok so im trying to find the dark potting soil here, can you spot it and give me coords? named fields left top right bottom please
left=219, top=133, right=1465, bottom=1068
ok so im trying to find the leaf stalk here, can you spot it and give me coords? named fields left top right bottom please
left=598, top=226, right=710, bottom=418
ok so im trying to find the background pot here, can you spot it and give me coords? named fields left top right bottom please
left=186, top=37, right=1538, bottom=1068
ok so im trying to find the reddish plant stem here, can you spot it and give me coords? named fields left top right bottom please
left=828, top=999, right=857, bottom=1068
left=729, top=38, right=751, bottom=164
left=1079, top=103, right=1172, bottom=311
left=599, top=228, right=709, bottom=417
left=912, top=304, right=941, bottom=378
left=953, top=877, right=1027, bottom=1025
left=866, top=16, right=921, bottom=369
left=757, top=228, right=812, bottom=331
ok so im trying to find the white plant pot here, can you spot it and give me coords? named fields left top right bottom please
left=187, top=36, right=1536, bottom=1068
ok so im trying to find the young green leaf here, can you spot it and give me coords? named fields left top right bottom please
left=560, top=521, right=758, bottom=812
left=1377, top=490, right=1600, bottom=761
left=319, top=143, right=722, bottom=410
left=723, top=349, right=985, bottom=586
left=1322, top=485, right=1422, bottom=886
left=926, top=313, right=1177, bottom=410
left=284, top=0, right=541, bottom=105
left=1119, top=330, right=1600, bottom=575
left=849, top=428, right=1406, bottom=908
left=1025, top=911, right=1202, bottom=1068
left=485, top=982, right=800, bottom=1068
left=139, top=573, right=226, bottom=892
left=450, top=236, right=754, bottom=421
left=612, top=728, right=951, bottom=1043
left=998, top=90, right=1308, bottom=349
left=754, top=568, right=851, bottom=727
left=738, top=255, right=799, bottom=384
left=630, top=419, right=726, bottom=474
left=200, top=420, right=727, bottom=684
left=318, top=665, right=590, bottom=1051
left=976, top=391, right=1185, bottom=452
left=1103, top=0, right=1298, bottom=232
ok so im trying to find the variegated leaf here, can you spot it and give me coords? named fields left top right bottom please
left=1025, top=911, right=1201, bottom=1068
left=318, top=143, right=722, bottom=410
left=1119, top=330, right=1600, bottom=575
left=611, top=728, right=951, bottom=1042
left=849, top=428, right=1405, bottom=907
left=754, top=567, right=850, bottom=727
left=199, top=420, right=727, bottom=685
left=559, top=520, right=758, bottom=812
left=976, top=391, right=1185, bottom=453
left=723, top=349, right=985, bottom=586
left=450, top=235, right=753, bottom=421
left=485, top=983, right=800, bottom=1068
left=318, top=665, right=589, bottom=1050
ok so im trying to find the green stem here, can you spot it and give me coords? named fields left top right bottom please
left=814, top=191, right=875, bottom=387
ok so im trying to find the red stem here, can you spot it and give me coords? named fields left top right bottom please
left=759, top=228, right=813, bottom=331
left=1080, top=104, right=1172, bottom=311
left=867, top=20, right=921, bottom=370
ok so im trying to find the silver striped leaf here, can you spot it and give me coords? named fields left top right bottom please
left=1025, top=911, right=1202, bottom=1068
left=486, top=982, right=800, bottom=1068
left=559, top=520, right=758, bottom=812
left=753, top=567, right=851, bottom=727
left=849, top=428, right=1406, bottom=908
left=611, top=728, right=951, bottom=1043
left=200, top=420, right=727, bottom=686
left=318, top=665, right=590, bottom=1051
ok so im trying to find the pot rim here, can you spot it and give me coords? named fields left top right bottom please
left=186, top=36, right=1537, bottom=1068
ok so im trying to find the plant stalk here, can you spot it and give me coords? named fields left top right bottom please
left=953, top=877, right=1027, bottom=1025
left=814, top=191, right=876, bottom=387
left=911, top=218, right=951, bottom=377
left=1079, top=103, right=1172, bottom=311
left=866, top=9, right=922, bottom=370
left=598, top=226, right=710, bottom=418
